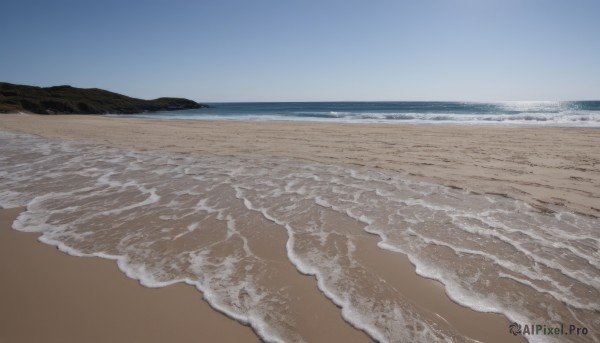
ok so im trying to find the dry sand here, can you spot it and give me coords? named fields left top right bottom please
left=2, top=113, right=597, bottom=342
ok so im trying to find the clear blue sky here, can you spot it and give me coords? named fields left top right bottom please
left=1, top=0, right=599, bottom=102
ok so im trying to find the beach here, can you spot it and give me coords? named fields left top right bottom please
left=0, top=207, right=260, bottom=343
left=1, top=113, right=598, bottom=342
left=1, top=114, right=598, bottom=218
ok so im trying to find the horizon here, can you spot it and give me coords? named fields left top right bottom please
left=2, top=1, right=599, bottom=102
left=204, top=99, right=600, bottom=104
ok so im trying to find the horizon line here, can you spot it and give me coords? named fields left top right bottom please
left=200, top=99, right=600, bottom=104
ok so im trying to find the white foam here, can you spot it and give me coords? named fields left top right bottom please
left=1, top=129, right=598, bottom=343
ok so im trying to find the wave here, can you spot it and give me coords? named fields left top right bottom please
left=123, top=109, right=600, bottom=127
left=287, top=110, right=600, bottom=124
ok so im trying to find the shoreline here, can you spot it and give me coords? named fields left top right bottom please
left=1, top=113, right=597, bottom=342
left=111, top=114, right=600, bottom=129
left=2, top=113, right=598, bottom=218
left=0, top=207, right=260, bottom=343
left=0, top=205, right=524, bottom=343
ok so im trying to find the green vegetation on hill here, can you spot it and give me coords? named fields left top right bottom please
left=0, top=82, right=207, bottom=114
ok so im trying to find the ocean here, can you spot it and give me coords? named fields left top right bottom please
left=119, top=101, right=600, bottom=126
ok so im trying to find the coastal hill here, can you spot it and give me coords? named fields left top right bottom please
left=0, top=82, right=208, bottom=114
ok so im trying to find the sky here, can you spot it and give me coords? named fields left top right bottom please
left=1, top=0, right=599, bottom=102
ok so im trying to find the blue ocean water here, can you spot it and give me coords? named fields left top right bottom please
left=119, top=101, right=600, bottom=126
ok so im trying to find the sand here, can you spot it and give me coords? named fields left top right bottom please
left=1, top=114, right=598, bottom=218
left=2, top=113, right=597, bottom=342
left=0, top=207, right=260, bottom=343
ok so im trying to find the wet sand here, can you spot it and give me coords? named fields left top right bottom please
left=0, top=207, right=260, bottom=343
left=2, top=113, right=597, bottom=342
left=1, top=114, right=598, bottom=218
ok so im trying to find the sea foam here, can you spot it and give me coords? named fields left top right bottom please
left=1, top=130, right=598, bottom=343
